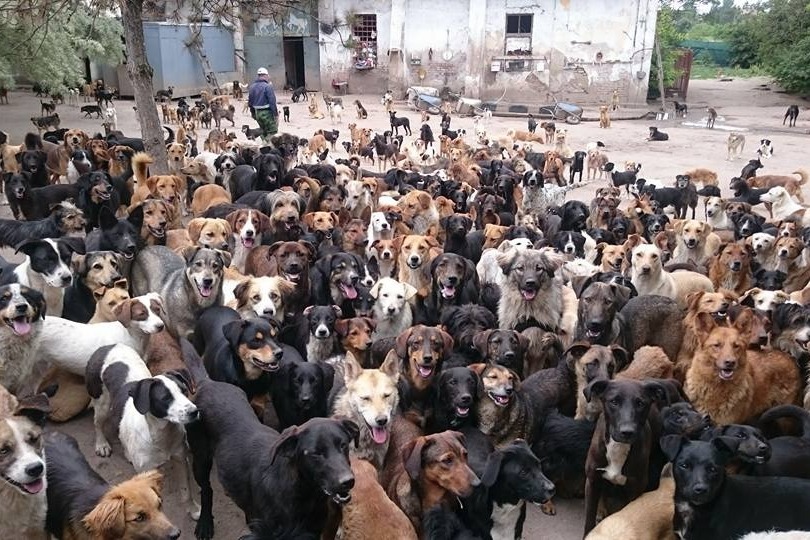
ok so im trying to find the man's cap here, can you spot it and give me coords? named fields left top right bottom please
left=257, top=67, right=269, bottom=75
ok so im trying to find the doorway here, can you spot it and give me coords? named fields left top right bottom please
left=283, top=37, right=305, bottom=89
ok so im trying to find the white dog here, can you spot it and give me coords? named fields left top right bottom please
left=760, top=186, right=809, bottom=223
left=330, top=103, right=344, bottom=125
left=370, top=277, right=417, bottom=339
left=104, top=107, right=118, bottom=131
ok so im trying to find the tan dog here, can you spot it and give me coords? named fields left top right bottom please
left=684, top=168, right=718, bottom=187
left=671, top=220, right=721, bottom=267
left=191, top=184, right=231, bottom=217
left=137, top=199, right=173, bottom=246
left=566, top=343, right=628, bottom=421
left=507, top=128, right=544, bottom=144
left=749, top=170, right=808, bottom=203
left=675, top=290, right=737, bottom=381
left=131, top=175, right=184, bottom=227
left=599, top=105, right=611, bottom=128
left=90, top=279, right=131, bottom=323
left=395, top=234, right=441, bottom=297
left=165, top=142, right=187, bottom=174
left=708, top=243, right=754, bottom=295
left=398, top=190, right=439, bottom=236
left=630, top=244, right=714, bottom=309
left=167, top=217, right=231, bottom=251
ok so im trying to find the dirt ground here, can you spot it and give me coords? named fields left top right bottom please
left=1, top=76, right=809, bottom=539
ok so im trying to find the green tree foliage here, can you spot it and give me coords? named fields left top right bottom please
left=649, top=6, right=685, bottom=97
left=0, top=7, right=123, bottom=91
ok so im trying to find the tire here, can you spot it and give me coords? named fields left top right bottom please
left=565, top=114, right=581, bottom=125
left=428, top=105, right=441, bottom=114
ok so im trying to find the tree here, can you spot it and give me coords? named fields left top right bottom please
left=649, top=6, right=685, bottom=100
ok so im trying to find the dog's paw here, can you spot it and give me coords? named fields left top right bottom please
left=189, top=503, right=201, bottom=521
left=539, top=500, right=557, bottom=516
left=95, top=443, right=112, bottom=457
left=195, top=516, right=214, bottom=540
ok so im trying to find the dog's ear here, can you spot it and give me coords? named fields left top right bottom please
left=402, top=436, right=429, bottom=480
left=643, top=380, right=668, bottom=406
left=128, top=203, right=144, bottom=230
left=739, top=288, right=758, bottom=308
left=269, top=425, right=300, bottom=465
left=181, top=245, right=202, bottom=264
left=437, top=327, right=454, bottom=357
left=733, top=307, right=754, bottom=337
left=113, top=299, right=133, bottom=326
left=686, top=291, right=706, bottom=312
left=82, top=492, right=126, bottom=538
left=331, top=305, right=343, bottom=318
left=343, top=351, right=364, bottom=383
left=301, top=212, right=315, bottom=228
left=334, top=318, right=349, bottom=337
left=694, top=311, right=717, bottom=338
left=610, top=283, right=632, bottom=310
left=395, top=327, right=414, bottom=358
left=468, top=363, right=487, bottom=376
left=14, top=393, right=50, bottom=426
left=129, top=378, right=155, bottom=415
left=60, top=236, right=86, bottom=256
left=610, top=345, right=630, bottom=372
left=369, top=280, right=382, bottom=299
left=339, top=418, right=360, bottom=447
left=480, top=448, right=505, bottom=488
left=391, top=235, right=405, bottom=253
left=563, top=342, right=591, bottom=369
left=402, top=282, right=418, bottom=301
left=659, top=434, right=687, bottom=462
left=570, top=273, right=596, bottom=299
left=712, top=436, right=742, bottom=463
left=379, top=350, right=399, bottom=382
left=223, top=320, right=247, bottom=348
left=472, top=330, right=492, bottom=354
left=319, top=362, right=335, bottom=395
left=583, top=379, right=609, bottom=403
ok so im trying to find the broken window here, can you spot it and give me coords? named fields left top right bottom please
left=352, top=14, right=377, bottom=70
left=505, top=13, right=532, bottom=56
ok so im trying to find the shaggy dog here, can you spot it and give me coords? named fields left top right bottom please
left=497, top=249, right=564, bottom=333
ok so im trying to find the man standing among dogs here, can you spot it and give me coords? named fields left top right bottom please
left=248, top=67, right=279, bottom=143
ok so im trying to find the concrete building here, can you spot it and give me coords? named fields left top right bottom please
left=311, top=0, right=659, bottom=106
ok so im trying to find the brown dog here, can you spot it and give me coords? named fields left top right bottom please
left=708, top=243, right=753, bottom=295
left=470, top=362, right=531, bottom=448
left=190, top=184, right=231, bottom=216
left=341, top=458, right=418, bottom=540
left=684, top=308, right=800, bottom=424
left=396, top=325, right=454, bottom=406
left=675, top=290, right=737, bottom=381
left=395, top=234, right=441, bottom=297
left=384, top=430, right=480, bottom=534
left=167, top=217, right=231, bottom=251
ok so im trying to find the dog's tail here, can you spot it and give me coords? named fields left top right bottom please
left=132, top=152, right=153, bottom=188
left=793, top=169, right=808, bottom=185
left=759, top=404, right=810, bottom=440
left=180, top=337, right=210, bottom=386
left=163, top=125, right=174, bottom=145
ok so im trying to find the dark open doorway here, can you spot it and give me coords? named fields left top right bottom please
left=283, top=37, right=305, bottom=89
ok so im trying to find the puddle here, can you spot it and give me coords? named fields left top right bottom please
left=681, top=118, right=748, bottom=132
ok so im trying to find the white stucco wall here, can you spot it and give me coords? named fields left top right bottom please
left=318, top=0, right=658, bottom=105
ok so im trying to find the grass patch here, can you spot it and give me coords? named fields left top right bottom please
left=690, top=64, right=766, bottom=80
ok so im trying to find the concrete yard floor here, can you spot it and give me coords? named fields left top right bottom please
left=1, top=75, right=809, bottom=539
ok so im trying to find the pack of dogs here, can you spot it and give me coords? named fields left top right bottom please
left=1, top=90, right=810, bottom=540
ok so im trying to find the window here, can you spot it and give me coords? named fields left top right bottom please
left=352, top=14, right=378, bottom=70
left=506, top=14, right=533, bottom=35
left=505, top=14, right=532, bottom=56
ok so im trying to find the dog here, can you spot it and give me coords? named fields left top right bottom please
left=674, top=100, right=688, bottom=117
left=0, top=385, right=49, bottom=539
left=497, top=248, right=565, bottom=333
left=727, top=132, right=746, bottom=160
left=604, top=162, right=642, bottom=196
left=709, top=242, right=754, bottom=295
left=302, top=304, right=342, bottom=363
left=80, top=104, right=102, bottom=118
left=706, top=107, right=718, bottom=128
left=228, top=276, right=293, bottom=323
left=370, top=277, right=418, bottom=339
left=395, top=233, right=440, bottom=295
left=630, top=243, right=714, bottom=309
left=282, top=105, right=290, bottom=122
left=684, top=309, right=800, bottom=425
left=384, top=430, right=480, bottom=534
left=332, top=350, right=399, bottom=469
left=784, top=105, right=800, bottom=127
left=599, top=106, right=611, bottom=128
left=572, top=274, right=632, bottom=348
left=741, top=158, right=764, bottom=180
left=757, top=138, right=775, bottom=159
left=226, top=208, right=269, bottom=273
left=662, top=434, right=810, bottom=540
left=672, top=219, right=721, bottom=267
left=11, top=237, right=83, bottom=319
left=389, top=111, right=412, bottom=136
left=759, top=186, right=810, bottom=224
left=186, top=338, right=358, bottom=539
left=582, top=378, right=667, bottom=535
left=131, top=246, right=230, bottom=338
left=0, top=284, right=46, bottom=395
left=647, top=127, right=668, bottom=141
left=471, top=362, right=532, bottom=448
left=31, top=113, right=60, bottom=133
left=354, top=99, right=368, bottom=119
left=84, top=344, right=199, bottom=515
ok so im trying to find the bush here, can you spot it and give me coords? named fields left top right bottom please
left=769, top=34, right=810, bottom=94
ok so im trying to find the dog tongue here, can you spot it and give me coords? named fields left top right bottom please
left=23, top=478, right=43, bottom=494
left=441, top=285, right=456, bottom=298
left=341, top=283, right=358, bottom=299
left=199, top=284, right=212, bottom=298
left=242, top=237, right=255, bottom=248
left=371, top=426, right=388, bottom=444
left=418, top=365, right=433, bottom=378
left=12, top=318, right=31, bottom=336
left=521, top=289, right=537, bottom=301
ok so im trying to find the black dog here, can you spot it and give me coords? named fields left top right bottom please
left=472, top=329, right=528, bottom=377
left=569, top=150, right=586, bottom=183
left=269, top=357, right=333, bottom=430
left=558, top=200, right=590, bottom=232
left=80, top=104, right=102, bottom=118
left=673, top=101, right=688, bottom=117
left=84, top=205, right=144, bottom=260
left=424, top=253, right=479, bottom=321
left=427, top=366, right=480, bottom=433
left=527, top=114, right=538, bottom=133
left=674, top=174, right=698, bottom=219
left=241, top=125, right=264, bottom=141
left=18, top=149, right=50, bottom=188
left=184, top=338, right=357, bottom=540
left=662, top=434, right=810, bottom=540
left=784, top=104, right=800, bottom=127
left=603, top=162, right=642, bottom=196
left=195, top=306, right=284, bottom=400
left=0, top=200, right=85, bottom=249
left=733, top=212, right=765, bottom=240
left=729, top=177, right=769, bottom=207
left=389, top=111, right=412, bottom=136
left=283, top=105, right=290, bottom=122
left=310, top=252, right=362, bottom=310
left=740, top=158, right=763, bottom=180
left=553, top=231, right=586, bottom=258
left=647, top=126, right=668, bottom=141
left=754, top=268, right=786, bottom=291
left=420, top=123, right=435, bottom=148
left=642, top=213, right=670, bottom=242
left=291, top=86, right=309, bottom=102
